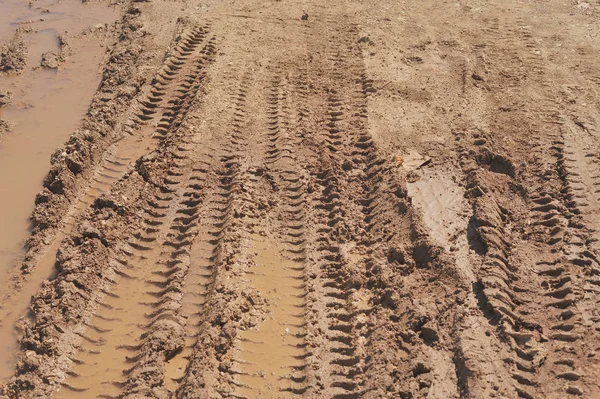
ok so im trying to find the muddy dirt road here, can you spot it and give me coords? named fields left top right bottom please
left=1, top=0, right=600, bottom=397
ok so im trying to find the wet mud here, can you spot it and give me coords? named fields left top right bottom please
left=2, top=0, right=600, bottom=398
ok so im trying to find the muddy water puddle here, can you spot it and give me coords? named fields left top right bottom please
left=0, top=0, right=118, bottom=384
left=0, top=0, right=117, bottom=44
left=234, top=235, right=306, bottom=398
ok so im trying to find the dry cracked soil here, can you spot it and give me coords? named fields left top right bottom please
left=1, top=0, right=600, bottom=398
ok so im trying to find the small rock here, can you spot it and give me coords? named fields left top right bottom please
left=66, top=155, right=82, bottom=174
left=80, top=221, right=101, bottom=240
left=577, top=2, right=590, bottom=10
left=301, top=12, right=309, bottom=21
left=0, top=119, right=11, bottom=135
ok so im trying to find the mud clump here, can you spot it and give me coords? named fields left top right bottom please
left=0, top=90, right=14, bottom=137
left=0, top=32, right=27, bottom=75
left=40, top=51, right=65, bottom=69
left=0, top=89, right=11, bottom=107
left=0, top=119, right=11, bottom=137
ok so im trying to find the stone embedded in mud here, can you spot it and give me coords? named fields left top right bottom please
left=412, top=361, right=432, bottom=377
left=412, top=239, right=446, bottom=269
left=419, top=325, right=439, bottom=343
left=380, top=289, right=399, bottom=309
left=44, top=173, right=65, bottom=194
left=79, top=220, right=102, bottom=240
left=43, top=166, right=76, bottom=195
left=387, top=247, right=406, bottom=264
left=567, top=386, right=583, bottom=396
left=58, top=33, right=71, bottom=50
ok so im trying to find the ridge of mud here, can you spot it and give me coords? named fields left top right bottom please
left=0, top=88, right=11, bottom=137
left=0, top=119, right=11, bottom=138
left=0, top=30, right=27, bottom=75
left=30, top=5, right=144, bottom=243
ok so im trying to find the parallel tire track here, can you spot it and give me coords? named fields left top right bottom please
left=53, top=24, right=217, bottom=399
left=299, top=19, right=463, bottom=399
left=175, top=72, right=255, bottom=399
left=232, top=74, right=309, bottom=398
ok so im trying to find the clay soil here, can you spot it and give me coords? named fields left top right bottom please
left=1, top=0, right=600, bottom=398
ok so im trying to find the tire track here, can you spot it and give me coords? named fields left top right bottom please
left=161, top=160, right=220, bottom=389
left=159, top=72, right=252, bottom=390
left=299, top=32, right=372, bottom=397
left=56, top=129, right=208, bottom=399
left=0, top=23, right=214, bottom=392
left=232, top=74, right=309, bottom=398
left=457, top=141, right=547, bottom=399
left=174, top=71, right=261, bottom=398
left=72, top=24, right=214, bottom=227
left=461, top=121, right=600, bottom=397
left=478, top=8, right=600, bottom=392
left=123, top=146, right=217, bottom=397
left=546, top=118, right=600, bottom=396
left=455, top=2, right=598, bottom=395
left=523, top=122, right=593, bottom=398
left=298, top=18, right=463, bottom=398
left=53, top=26, right=217, bottom=399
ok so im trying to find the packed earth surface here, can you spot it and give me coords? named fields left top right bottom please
left=0, top=0, right=600, bottom=398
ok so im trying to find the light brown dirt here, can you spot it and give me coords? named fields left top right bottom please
left=1, top=0, right=600, bottom=398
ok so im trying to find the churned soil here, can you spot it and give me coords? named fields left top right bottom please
left=1, top=0, right=600, bottom=398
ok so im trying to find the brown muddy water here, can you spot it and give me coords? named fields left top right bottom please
left=234, top=236, right=306, bottom=398
left=0, top=0, right=118, bottom=384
